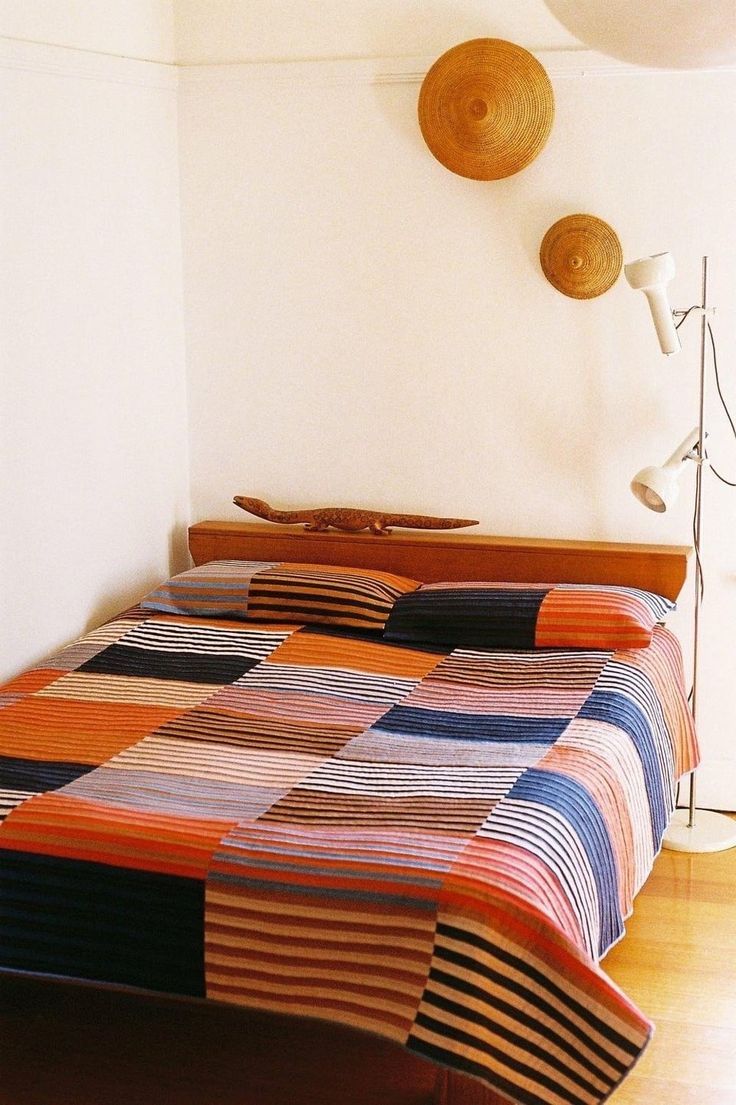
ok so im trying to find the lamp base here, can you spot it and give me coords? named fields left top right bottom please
left=663, top=808, right=736, bottom=853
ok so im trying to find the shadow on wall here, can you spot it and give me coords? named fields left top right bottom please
left=81, top=522, right=190, bottom=637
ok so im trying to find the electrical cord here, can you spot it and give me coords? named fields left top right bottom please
left=675, top=305, right=700, bottom=331
left=664, top=306, right=734, bottom=726
left=644, top=309, right=733, bottom=700
left=674, top=312, right=736, bottom=484
left=682, top=313, right=735, bottom=676
left=707, top=321, right=736, bottom=485
left=692, top=453, right=704, bottom=604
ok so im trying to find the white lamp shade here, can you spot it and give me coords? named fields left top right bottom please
left=624, top=252, right=680, bottom=356
left=543, top=1, right=736, bottom=69
left=623, top=253, right=675, bottom=291
left=631, top=465, right=679, bottom=512
left=631, top=428, right=699, bottom=512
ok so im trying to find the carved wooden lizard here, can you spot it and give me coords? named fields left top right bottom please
left=233, top=496, right=479, bottom=536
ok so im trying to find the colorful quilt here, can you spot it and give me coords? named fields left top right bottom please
left=0, top=610, right=698, bottom=1105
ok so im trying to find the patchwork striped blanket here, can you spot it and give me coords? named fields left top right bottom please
left=0, top=611, right=698, bottom=1105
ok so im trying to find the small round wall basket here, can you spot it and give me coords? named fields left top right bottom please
left=418, top=38, right=554, bottom=181
left=539, top=214, right=623, bottom=299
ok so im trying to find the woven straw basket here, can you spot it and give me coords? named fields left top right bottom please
left=540, top=214, right=623, bottom=299
left=418, top=38, right=554, bottom=181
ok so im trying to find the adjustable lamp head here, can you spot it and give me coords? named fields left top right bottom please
left=631, top=427, right=700, bottom=512
left=624, top=252, right=681, bottom=356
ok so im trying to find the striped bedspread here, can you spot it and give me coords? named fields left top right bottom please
left=0, top=611, right=698, bottom=1105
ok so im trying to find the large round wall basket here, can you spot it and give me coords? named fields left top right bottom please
left=418, top=38, right=554, bottom=181
left=539, top=214, right=623, bottom=299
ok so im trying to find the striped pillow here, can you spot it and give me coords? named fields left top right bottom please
left=142, top=561, right=420, bottom=630
left=141, top=560, right=275, bottom=619
left=246, top=563, right=420, bottom=630
left=383, top=582, right=675, bottom=650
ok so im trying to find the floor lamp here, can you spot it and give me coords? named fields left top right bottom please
left=626, top=253, right=736, bottom=853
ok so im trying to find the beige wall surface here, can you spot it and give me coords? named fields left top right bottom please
left=2, top=2, right=735, bottom=808
left=177, top=13, right=736, bottom=809
left=174, top=0, right=578, bottom=63
left=0, top=0, right=175, bottom=62
left=0, top=36, right=188, bottom=679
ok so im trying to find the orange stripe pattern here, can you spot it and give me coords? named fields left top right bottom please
left=385, top=583, right=675, bottom=651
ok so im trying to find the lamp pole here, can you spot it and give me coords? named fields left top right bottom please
left=627, top=253, right=736, bottom=849
left=688, top=255, right=708, bottom=829
left=664, top=256, right=736, bottom=851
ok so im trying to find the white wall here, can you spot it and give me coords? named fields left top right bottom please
left=177, top=9, right=736, bottom=809
left=174, top=0, right=577, bottom=63
left=0, top=21, right=188, bottom=680
left=2, top=2, right=734, bottom=809
left=0, top=0, right=175, bottom=62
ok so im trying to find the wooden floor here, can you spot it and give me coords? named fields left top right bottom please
left=603, top=837, right=736, bottom=1104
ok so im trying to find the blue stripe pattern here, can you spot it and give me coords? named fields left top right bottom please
left=377, top=705, right=570, bottom=743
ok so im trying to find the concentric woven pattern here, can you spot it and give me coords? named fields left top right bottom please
left=418, top=38, right=554, bottom=181
left=540, top=214, right=623, bottom=299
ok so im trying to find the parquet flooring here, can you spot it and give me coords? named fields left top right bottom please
left=604, top=838, right=736, bottom=1103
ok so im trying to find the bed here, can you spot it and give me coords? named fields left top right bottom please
left=0, top=521, right=697, bottom=1105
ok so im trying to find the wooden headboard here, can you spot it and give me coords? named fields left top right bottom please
left=189, top=521, right=691, bottom=601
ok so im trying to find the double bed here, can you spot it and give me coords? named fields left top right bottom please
left=0, top=522, right=697, bottom=1105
